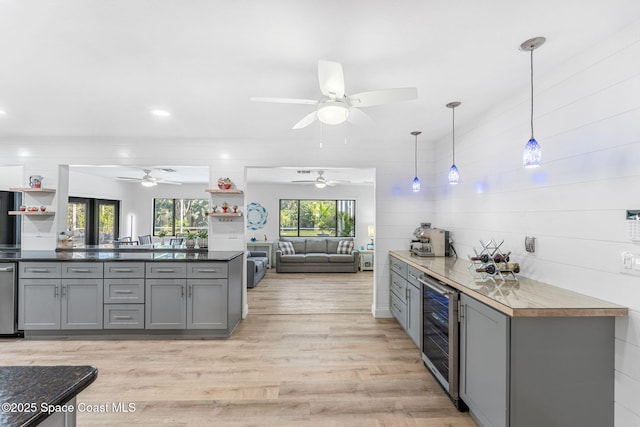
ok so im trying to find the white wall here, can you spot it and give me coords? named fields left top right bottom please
left=244, top=181, right=375, bottom=250
left=429, top=21, right=640, bottom=426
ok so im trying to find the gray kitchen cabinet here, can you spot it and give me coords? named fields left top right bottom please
left=19, top=279, right=61, bottom=330
left=145, top=278, right=187, bottom=329
left=460, top=293, right=509, bottom=427
left=61, top=279, right=103, bottom=329
left=389, top=256, right=420, bottom=348
left=460, top=293, right=615, bottom=427
left=187, top=279, right=227, bottom=329
left=19, top=262, right=104, bottom=330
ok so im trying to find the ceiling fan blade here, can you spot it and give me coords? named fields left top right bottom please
left=116, top=176, right=141, bottom=181
left=318, top=60, right=345, bottom=99
left=347, top=87, right=418, bottom=107
left=291, top=180, right=315, bottom=183
left=347, top=107, right=374, bottom=125
left=292, top=111, right=318, bottom=129
left=251, top=97, right=318, bottom=105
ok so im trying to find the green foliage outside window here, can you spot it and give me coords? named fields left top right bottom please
left=279, top=199, right=355, bottom=237
left=154, top=198, right=209, bottom=236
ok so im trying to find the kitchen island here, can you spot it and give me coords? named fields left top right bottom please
left=1, top=250, right=244, bottom=339
left=0, top=365, right=98, bottom=427
left=389, top=250, right=627, bottom=427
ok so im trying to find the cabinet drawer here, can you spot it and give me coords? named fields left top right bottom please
left=407, top=266, right=421, bottom=288
left=104, top=279, right=145, bottom=304
left=103, top=304, right=145, bottom=329
left=104, top=262, right=145, bottom=278
left=390, top=271, right=407, bottom=302
left=390, top=292, right=407, bottom=329
left=146, top=262, right=186, bottom=278
left=61, top=262, right=103, bottom=278
left=187, top=262, right=228, bottom=278
left=19, top=262, right=61, bottom=278
left=389, top=257, right=408, bottom=279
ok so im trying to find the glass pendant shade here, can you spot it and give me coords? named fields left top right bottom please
left=523, top=138, right=542, bottom=168
left=448, top=164, right=460, bottom=184
left=412, top=176, right=421, bottom=192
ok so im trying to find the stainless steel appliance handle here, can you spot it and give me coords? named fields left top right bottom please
left=111, top=268, right=134, bottom=272
left=418, top=277, right=453, bottom=297
left=0, top=266, right=14, bottom=272
left=70, top=268, right=91, bottom=273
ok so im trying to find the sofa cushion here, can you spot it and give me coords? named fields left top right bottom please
left=328, top=254, right=355, bottom=263
left=278, top=241, right=295, bottom=255
left=305, top=253, right=329, bottom=263
left=306, top=239, right=327, bottom=253
left=280, top=238, right=306, bottom=253
left=281, top=254, right=305, bottom=263
left=327, top=239, right=340, bottom=253
left=337, top=240, right=354, bottom=254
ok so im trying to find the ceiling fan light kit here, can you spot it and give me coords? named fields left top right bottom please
left=520, top=36, right=545, bottom=168
left=317, top=101, right=349, bottom=125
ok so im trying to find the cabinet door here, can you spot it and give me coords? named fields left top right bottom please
left=61, top=279, right=103, bottom=329
left=459, top=294, right=509, bottom=427
left=19, top=279, right=60, bottom=330
left=406, top=282, right=421, bottom=348
left=187, top=279, right=227, bottom=329
left=145, top=279, right=186, bottom=329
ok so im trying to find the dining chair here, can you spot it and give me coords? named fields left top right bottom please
left=169, top=237, right=184, bottom=245
left=138, top=235, right=152, bottom=245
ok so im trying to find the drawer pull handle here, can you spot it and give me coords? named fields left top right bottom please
left=113, top=316, right=133, bottom=320
left=155, top=269, right=178, bottom=273
left=70, top=268, right=91, bottom=273
left=196, top=269, right=218, bottom=273
left=111, top=268, right=134, bottom=273
left=0, top=266, right=14, bottom=272
left=27, top=268, right=50, bottom=273
left=113, top=290, right=134, bottom=294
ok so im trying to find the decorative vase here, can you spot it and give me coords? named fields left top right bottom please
left=185, top=239, right=195, bottom=249
left=198, top=237, right=208, bottom=248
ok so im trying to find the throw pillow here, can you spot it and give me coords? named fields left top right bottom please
left=337, top=240, right=353, bottom=254
left=279, top=241, right=295, bottom=255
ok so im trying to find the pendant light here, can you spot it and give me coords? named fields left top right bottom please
left=446, top=101, right=461, bottom=184
left=520, top=36, right=546, bottom=168
left=411, top=131, right=422, bottom=192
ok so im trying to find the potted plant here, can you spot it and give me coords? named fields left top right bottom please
left=197, top=230, right=208, bottom=248
left=185, top=232, right=197, bottom=248
left=158, top=230, right=167, bottom=244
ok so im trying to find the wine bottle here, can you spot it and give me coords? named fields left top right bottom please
left=475, top=262, right=520, bottom=275
left=470, top=253, right=510, bottom=263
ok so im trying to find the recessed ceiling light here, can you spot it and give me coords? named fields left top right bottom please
left=151, top=109, right=171, bottom=117
left=0, top=110, right=7, bottom=115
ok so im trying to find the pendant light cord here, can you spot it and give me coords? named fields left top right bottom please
left=452, top=107, right=456, bottom=164
left=414, top=135, right=418, bottom=177
left=530, top=48, right=535, bottom=140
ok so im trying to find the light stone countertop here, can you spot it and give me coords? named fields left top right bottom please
left=390, top=250, right=628, bottom=318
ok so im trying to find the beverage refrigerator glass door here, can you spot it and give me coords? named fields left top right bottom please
left=420, top=274, right=462, bottom=408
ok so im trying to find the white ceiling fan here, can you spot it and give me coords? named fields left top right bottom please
left=292, top=170, right=348, bottom=188
left=251, top=60, right=418, bottom=129
left=116, top=169, right=182, bottom=187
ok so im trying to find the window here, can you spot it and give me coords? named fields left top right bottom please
left=153, top=198, right=209, bottom=236
left=68, top=197, right=120, bottom=245
left=279, top=199, right=355, bottom=237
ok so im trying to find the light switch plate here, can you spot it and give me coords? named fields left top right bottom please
left=621, top=252, right=640, bottom=276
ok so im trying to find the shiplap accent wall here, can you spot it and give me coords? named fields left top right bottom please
left=430, top=22, right=640, bottom=426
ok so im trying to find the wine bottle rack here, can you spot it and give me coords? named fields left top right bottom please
left=468, top=238, right=519, bottom=282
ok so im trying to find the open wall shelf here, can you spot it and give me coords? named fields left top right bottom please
left=9, top=187, right=56, bottom=193
left=205, top=189, right=243, bottom=194
left=9, top=211, right=55, bottom=216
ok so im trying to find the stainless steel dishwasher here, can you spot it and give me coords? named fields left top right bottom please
left=0, top=263, right=18, bottom=335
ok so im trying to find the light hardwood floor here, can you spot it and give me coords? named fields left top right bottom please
left=0, top=270, right=477, bottom=426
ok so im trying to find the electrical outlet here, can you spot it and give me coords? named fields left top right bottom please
left=525, top=236, right=536, bottom=253
left=621, top=252, right=640, bottom=276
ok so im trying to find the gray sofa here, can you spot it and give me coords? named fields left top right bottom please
left=247, top=251, right=268, bottom=288
left=275, top=237, right=359, bottom=273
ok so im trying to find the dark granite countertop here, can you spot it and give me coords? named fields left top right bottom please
left=0, top=250, right=244, bottom=262
left=0, top=365, right=98, bottom=426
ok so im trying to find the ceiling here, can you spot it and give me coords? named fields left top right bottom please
left=2, top=1, right=640, bottom=181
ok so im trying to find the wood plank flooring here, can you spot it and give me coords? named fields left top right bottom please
left=0, top=270, right=477, bottom=426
